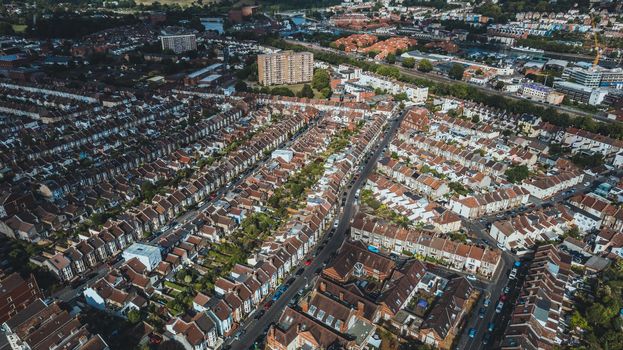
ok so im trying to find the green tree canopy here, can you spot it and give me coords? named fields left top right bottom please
left=386, top=53, right=396, bottom=64
left=298, top=84, right=314, bottom=98
left=448, top=63, right=465, bottom=80
left=312, top=69, right=330, bottom=90
left=505, top=165, right=530, bottom=183
left=402, top=57, right=416, bottom=68
left=417, top=59, right=433, bottom=72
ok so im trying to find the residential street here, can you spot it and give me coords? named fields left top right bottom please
left=226, top=108, right=406, bottom=350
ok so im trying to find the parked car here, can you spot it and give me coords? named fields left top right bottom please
left=468, top=328, right=477, bottom=338
left=466, top=274, right=477, bottom=281
left=496, top=301, right=504, bottom=313
left=478, top=307, right=486, bottom=319
left=304, top=259, right=312, bottom=266
left=483, top=332, right=491, bottom=345
left=483, top=298, right=491, bottom=307
left=264, top=301, right=273, bottom=310
left=254, top=310, right=265, bottom=319
left=487, top=322, right=495, bottom=332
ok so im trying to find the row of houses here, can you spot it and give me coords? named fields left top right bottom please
left=376, top=157, right=450, bottom=200
left=521, top=169, right=584, bottom=199
left=364, top=172, right=462, bottom=233
left=350, top=213, right=501, bottom=278
left=501, top=245, right=575, bottom=350
left=490, top=205, right=575, bottom=251
left=449, top=186, right=531, bottom=219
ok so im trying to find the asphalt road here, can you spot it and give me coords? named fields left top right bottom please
left=283, top=40, right=613, bottom=121
left=227, top=109, right=406, bottom=350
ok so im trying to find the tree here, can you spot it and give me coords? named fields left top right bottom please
left=505, top=165, right=530, bottom=183
left=402, top=57, right=415, bottom=68
left=417, top=59, right=433, bottom=72
left=270, top=87, right=295, bottom=97
left=0, top=22, right=14, bottom=35
left=386, top=53, right=396, bottom=64
left=571, top=153, right=604, bottom=168
left=298, top=84, right=314, bottom=98
left=127, top=309, right=141, bottom=324
left=312, top=69, right=330, bottom=90
left=320, top=87, right=332, bottom=98
left=570, top=310, right=589, bottom=331
left=234, top=80, right=248, bottom=92
left=448, top=63, right=465, bottom=80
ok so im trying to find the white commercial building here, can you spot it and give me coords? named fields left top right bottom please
left=122, top=243, right=162, bottom=271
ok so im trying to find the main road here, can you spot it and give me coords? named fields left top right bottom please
left=227, top=108, right=406, bottom=350
left=283, top=39, right=614, bottom=122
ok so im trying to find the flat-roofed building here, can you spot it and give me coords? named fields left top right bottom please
left=257, top=51, right=314, bottom=86
left=160, top=34, right=197, bottom=54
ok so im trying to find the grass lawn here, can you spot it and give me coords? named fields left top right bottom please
left=11, top=24, right=27, bottom=33
left=262, top=83, right=325, bottom=99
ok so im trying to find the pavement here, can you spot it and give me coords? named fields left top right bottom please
left=226, top=108, right=406, bottom=350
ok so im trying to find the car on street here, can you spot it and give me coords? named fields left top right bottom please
left=264, top=301, right=273, bottom=310
left=466, top=274, right=477, bottom=281
left=295, top=268, right=304, bottom=276
left=255, top=310, right=266, bottom=320
left=497, top=242, right=507, bottom=251
left=478, top=307, right=485, bottom=318
left=509, top=268, right=517, bottom=279
left=272, top=291, right=283, bottom=301
left=496, top=301, right=504, bottom=313
left=504, top=286, right=511, bottom=294
left=483, top=298, right=491, bottom=307
left=500, top=294, right=508, bottom=301
left=286, top=277, right=295, bottom=286
left=304, top=259, right=312, bottom=266
left=483, top=332, right=491, bottom=345
left=487, top=322, right=495, bottom=332
left=468, top=328, right=477, bottom=338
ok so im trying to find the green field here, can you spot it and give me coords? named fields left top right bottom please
left=11, top=24, right=27, bottom=33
